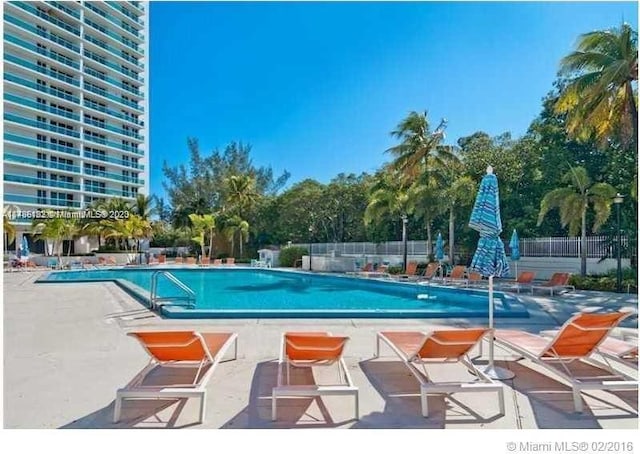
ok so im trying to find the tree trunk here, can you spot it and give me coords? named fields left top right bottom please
left=580, top=209, right=587, bottom=277
left=625, top=81, right=638, bottom=155
left=208, top=230, right=214, bottom=259
left=239, top=238, right=243, bottom=258
left=448, top=209, right=455, bottom=265
left=425, top=219, right=433, bottom=260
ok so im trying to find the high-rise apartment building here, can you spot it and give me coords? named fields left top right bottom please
left=3, top=1, right=149, bottom=251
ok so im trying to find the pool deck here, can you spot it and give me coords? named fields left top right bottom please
left=3, top=269, right=638, bottom=429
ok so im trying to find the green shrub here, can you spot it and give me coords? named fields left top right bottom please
left=387, top=265, right=403, bottom=275
left=279, top=246, right=308, bottom=267
left=569, top=274, right=637, bottom=293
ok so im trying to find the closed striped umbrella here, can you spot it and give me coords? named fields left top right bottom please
left=509, top=229, right=520, bottom=278
left=468, top=166, right=513, bottom=379
left=435, top=232, right=444, bottom=262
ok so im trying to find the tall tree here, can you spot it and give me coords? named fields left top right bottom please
left=555, top=23, right=638, bottom=153
left=537, top=166, right=617, bottom=276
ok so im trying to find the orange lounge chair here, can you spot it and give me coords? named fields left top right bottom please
left=396, top=261, right=419, bottom=280
left=158, top=254, right=166, bottom=264
left=499, top=271, right=536, bottom=293
left=200, top=256, right=210, bottom=266
left=272, top=332, right=358, bottom=421
left=213, top=258, right=222, bottom=266
left=174, top=256, right=184, bottom=264
left=531, top=272, right=574, bottom=296
left=225, top=257, right=235, bottom=265
left=186, top=257, right=197, bottom=265
left=443, top=265, right=468, bottom=285
left=107, top=256, right=117, bottom=266
left=465, top=271, right=486, bottom=287
left=114, top=331, right=238, bottom=424
left=375, top=328, right=504, bottom=418
left=495, top=311, right=637, bottom=412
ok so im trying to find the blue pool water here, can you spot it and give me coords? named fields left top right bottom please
left=39, top=268, right=529, bottom=319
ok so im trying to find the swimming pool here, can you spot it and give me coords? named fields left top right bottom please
left=39, top=268, right=529, bottom=319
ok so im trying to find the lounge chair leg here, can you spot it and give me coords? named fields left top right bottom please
left=572, top=388, right=583, bottom=413
left=497, top=389, right=505, bottom=416
left=375, top=335, right=380, bottom=357
left=113, top=396, right=122, bottom=423
left=198, top=392, right=206, bottom=423
left=354, top=393, right=359, bottom=420
left=420, top=387, right=429, bottom=417
left=271, top=393, right=277, bottom=421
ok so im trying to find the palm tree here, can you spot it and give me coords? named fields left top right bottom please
left=364, top=169, right=411, bottom=229
left=132, top=194, right=154, bottom=221
left=3, top=212, right=16, bottom=249
left=222, top=215, right=249, bottom=258
left=224, top=174, right=259, bottom=217
left=537, top=166, right=617, bottom=276
left=32, top=215, right=76, bottom=268
left=387, top=112, right=453, bottom=182
left=555, top=23, right=638, bottom=152
left=188, top=213, right=216, bottom=259
left=440, top=164, right=476, bottom=263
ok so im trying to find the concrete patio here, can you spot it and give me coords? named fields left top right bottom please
left=3, top=270, right=638, bottom=429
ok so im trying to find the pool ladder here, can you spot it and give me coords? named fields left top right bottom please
left=150, top=271, right=196, bottom=310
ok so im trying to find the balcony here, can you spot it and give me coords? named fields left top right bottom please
left=82, top=48, right=143, bottom=84
left=84, top=2, right=143, bottom=41
left=83, top=185, right=127, bottom=196
left=5, top=173, right=80, bottom=191
left=4, top=93, right=80, bottom=121
left=4, top=113, right=80, bottom=138
left=105, top=1, right=144, bottom=26
left=4, top=33, right=80, bottom=69
left=83, top=133, right=143, bottom=155
left=4, top=133, right=80, bottom=156
left=83, top=99, right=143, bottom=126
left=83, top=17, right=143, bottom=55
left=83, top=117, right=144, bottom=141
left=84, top=167, right=144, bottom=184
left=84, top=33, right=143, bottom=69
left=84, top=65, right=143, bottom=98
left=49, top=1, right=81, bottom=20
left=5, top=53, right=80, bottom=87
left=4, top=14, right=80, bottom=53
left=4, top=153, right=81, bottom=174
left=4, top=73, right=80, bottom=104
left=83, top=150, right=144, bottom=170
left=4, top=193, right=80, bottom=208
left=11, top=1, right=80, bottom=37
left=83, top=82, right=142, bottom=112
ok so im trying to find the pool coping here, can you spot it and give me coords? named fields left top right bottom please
left=35, top=266, right=530, bottom=319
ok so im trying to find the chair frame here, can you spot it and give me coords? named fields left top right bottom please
left=272, top=332, right=359, bottom=421
left=495, top=312, right=637, bottom=412
left=375, top=330, right=505, bottom=418
left=530, top=272, right=575, bottom=296
left=114, top=331, right=238, bottom=424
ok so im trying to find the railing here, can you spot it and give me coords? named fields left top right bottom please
left=83, top=185, right=126, bottom=196
left=12, top=1, right=80, bottom=36
left=83, top=48, right=143, bottom=84
left=4, top=33, right=80, bottom=68
left=83, top=150, right=144, bottom=170
left=84, top=65, right=143, bottom=98
left=5, top=113, right=80, bottom=138
left=291, top=236, right=635, bottom=259
left=105, top=1, right=143, bottom=25
left=4, top=73, right=80, bottom=103
left=83, top=167, right=143, bottom=184
left=84, top=33, right=143, bottom=68
left=4, top=133, right=80, bottom=156
left=84, top=2, right=143, bottom=40
left=83, top=117, right=143, bottom=140
left=5, top=173, right=80, bottom=190
left=4, top=94, right=80, bottom=121
left=150, top=271, right=196, bottom=310
left=83, top=17, right=142, bottom=54
left=4, top=14, right=80, bottom=52
left=83, top=133, right=142, bottom=154
left=83, top=82, right=142, bottom=111
left=5, top=53, right=80, bottom=87
left=49, top=1, right=81, bottom=19
left=4, top=193, right=80, bottom=208
left=518, top=236, right=633, bottom=259
left=83, top=99, right=143, bottom=126
left=4, top=153, right=81, bottom=173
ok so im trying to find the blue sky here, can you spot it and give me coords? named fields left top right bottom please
left=149, top=1, right=638, bottom=198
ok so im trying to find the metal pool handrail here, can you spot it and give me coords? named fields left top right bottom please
left=150, top=271, right=196, bottom=310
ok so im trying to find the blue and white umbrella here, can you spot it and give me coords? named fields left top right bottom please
left=468, top=166, right=513, bottom=379
left=509, top=229, right=520, bottom=278
left=435, top=232, right=445, bottom=262
left=21, top=236, right=30, bottom=262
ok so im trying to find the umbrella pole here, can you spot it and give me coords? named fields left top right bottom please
left=484, top=275, right=515, bottom=380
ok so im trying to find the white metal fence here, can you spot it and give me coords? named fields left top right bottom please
left=291, top=235, right=634, bottom=259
